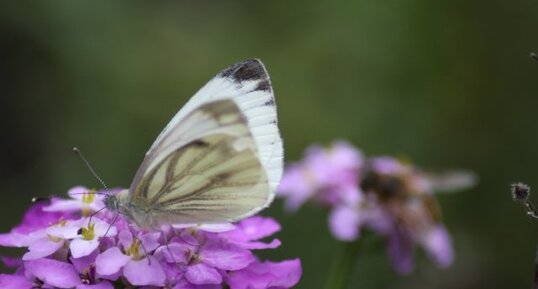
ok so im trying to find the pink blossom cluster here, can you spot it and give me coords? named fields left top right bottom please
left=278, top=141, right=471, bottom=274
left=0, top=187, right=301, bottom=289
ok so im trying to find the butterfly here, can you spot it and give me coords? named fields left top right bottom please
left=103, top=59, right=283, bottom=230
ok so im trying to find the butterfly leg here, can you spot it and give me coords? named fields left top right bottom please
left=127, top=224, right=152, bottom=265
left=162, top=230, right=180, bottom=266
left=103, top=213, right=119, bottom=238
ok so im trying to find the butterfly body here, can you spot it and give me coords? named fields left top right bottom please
left=105, top=59, right=282, bottom=230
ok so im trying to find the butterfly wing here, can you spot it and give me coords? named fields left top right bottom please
left=130, top=59, right=282, bottom=200
left=125, top=59, right=281, bottom=227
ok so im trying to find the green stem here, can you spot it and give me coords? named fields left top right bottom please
left=323, top=238, right=363, bottom=289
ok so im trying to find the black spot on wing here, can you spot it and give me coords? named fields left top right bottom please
left=219, top=59, right=268, bottom=83
left=255, top=79, right=272, bottom=92
left=263, top=98, right=275, bottom=106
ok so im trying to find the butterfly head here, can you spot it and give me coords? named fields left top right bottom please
left=103, top=194, right=120, bottom=212
left=103, top=189, right=130, bottom=214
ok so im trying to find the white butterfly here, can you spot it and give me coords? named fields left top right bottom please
left=104, top=59, right=283, bottom=230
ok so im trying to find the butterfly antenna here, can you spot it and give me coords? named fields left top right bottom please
left=73, top=147, right=109, bottom=194
left=87, top=205, right=108, bottom=226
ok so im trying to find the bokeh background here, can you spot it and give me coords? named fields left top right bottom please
left=1, top=1, right=538, bottom=288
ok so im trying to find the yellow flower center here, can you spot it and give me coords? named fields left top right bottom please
left=82, top=190, right=96, bottom=204
left=185, top=248, right=202, bottom=264
left=81, top=190, right=96, bottom=217
left=81, top=223, right=95, bottom=241
left=125, top=239, right=145, bottom=260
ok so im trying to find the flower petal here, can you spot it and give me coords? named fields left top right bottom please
left=43, top=200, right=85, bottom=212
left=0, top=274, right=32, bottom=289
left=172, top=279, right=221, bottom=289
left=185, top=263, right=222, bottom=285
left=123, top=257, right=166, bottom=286
left=227, top=216, right=280, bottom=241
left=22, top=237, right=64, bottom=260
left=68, top=186, right=90, bottom=200
left=155, top=243, right=188, bottom=264
left=226, top=259, right=302, bottom=289
left=329, top=205, right=361, bottom=241
left=25, top=259, right=81, bottom=288
left=70, top=238, right=99, bottom=258
left=277, top=164, right=314, bottom=211
left=421, top=225, right=454, bottom=268
left=93, top=220, right=117, bottom=238
left=71, top=249, right=99, bottom=273
left=46, top=219, right=81, bottom=239
left=387, top=227, right=415, bottom=275
left=239, top=239, right=281, bottom=250
left=0, top=230, right=45, bottom=248
left=119, top=230, right=133, bottom=249
left=140, top=232, right=162, bottom=252
left=96, top=247, right=130, bottom=276
left=159, top=261, right=185, bottom=285
left=202, top=242, right=254, bottom=271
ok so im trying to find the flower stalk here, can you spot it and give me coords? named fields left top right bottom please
left=324, top=237, right=363, bottom=289
left=510, top=182, right=538, bottom=289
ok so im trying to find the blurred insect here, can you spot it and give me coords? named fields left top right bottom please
left=360, top=160, right=476, bottom=232
left=99, top=59, right=283, bottom=230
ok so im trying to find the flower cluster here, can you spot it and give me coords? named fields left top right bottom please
left=278, top=141, right=475, bottom=274
left=0, top=187, right=301, bottom=289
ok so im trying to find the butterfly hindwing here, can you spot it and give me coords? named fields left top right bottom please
left=149, top=134, right=268, bottom=225
left=127, top=99, right=270, bottom=227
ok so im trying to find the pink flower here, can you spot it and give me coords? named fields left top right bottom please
left=96, top=230, right=165, bottom=286
left=22, top=218, right=79, bottom=260
left=226, top=259, right=302, bottom=289
left=44, top=186, right=106, bottom=216
left=278, top=141, right=363, bottom=211
left=69, top=218, right=117, bottom=258
left=0, top=187, right=301, bottom=288
left=25, top=258, right=82, bottom=288
left=278, top=141, right=473, bottom=274
left=223, top=216, right=282, bottom=249
left=159, top=233, right=254, bottom=285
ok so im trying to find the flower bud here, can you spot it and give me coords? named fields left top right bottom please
left=511, top=182, right=531, bottom=202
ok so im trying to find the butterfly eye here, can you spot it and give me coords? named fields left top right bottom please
left=77, top=228, right=83, bottom=235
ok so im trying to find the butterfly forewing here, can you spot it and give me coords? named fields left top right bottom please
left=126, top=99, right=271, bottom=227
left=134, top=59, right=282, bottom=199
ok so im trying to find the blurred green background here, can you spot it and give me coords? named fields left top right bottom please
left=1, top=1, right=538, bottom=288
